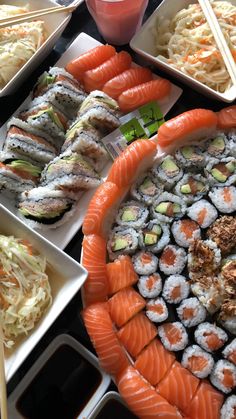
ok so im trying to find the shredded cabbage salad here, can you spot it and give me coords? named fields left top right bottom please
left=0, top=235, right=52, bottom=348
left=154, top=1, right=236, bottom=93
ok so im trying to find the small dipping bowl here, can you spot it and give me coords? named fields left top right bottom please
left=87, top=391, right=138, bottom=419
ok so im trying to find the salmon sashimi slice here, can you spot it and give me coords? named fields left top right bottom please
left=83, top=51, right=132, bottom=92
left=103, top=67, right=153, bottom=99
left=217, top=105, right=236, bottom=129
left=107, top=139, right=157, bottom=188
left=157, top=109, right=218, bottom=150
left=82, top=302, right=129, bottom=376
left=118, top=79, right=171, bottom=113
left=82, top=234, right=108, bottom=306
left=117, top=312, right=157, bottom=358
left=117, top=366, right=183, bottom=419
left=65, top=45, right=116, bottom=80
left=83, top=181, right=127, bottom=238
left=108, top=287, right=146, bottom=328
left=185, top=381, right=224, bottom=419
left=107, top=255, right=138, bottom=295
left=157, top=361, right=200, bottom=414
left=134, top=338, right=175, bottom=386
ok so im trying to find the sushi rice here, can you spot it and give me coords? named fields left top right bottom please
left=162, top=274, right=190, bottom=304
left=146, top=297, right=168, bottom=323
left=137, top=273, right=162, bottom=298
left=182, top=344, right=214, bottom=378
left=177, top=297, right=207, bottom=327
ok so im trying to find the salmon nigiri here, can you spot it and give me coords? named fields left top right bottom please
left=117, top=366, right=182, bottom=418
left=83, top=182, right=127, bottom=238
left=107, top=255, right=138, bottom=295
left=118, top=78, right=171, bottom=113
left=82, top=234, right=108, bottom=306
left=217, top=105, right=236, bottom=129
left=157, top=109, right=218, bottom=151
left=108, top=286, right=145, bottom=328
left=83, top=51, right=132, bottom=92
left=82, top=302, right=129, bottom=376
left=117, top=312, right=157, bottom=358
left=65, top=45, right=116, bottom=80
left=103, top=67, right=153, bottom=99
left=107, top=139, right=157, bottom=188
left=185, top=381, right=224, bottom=419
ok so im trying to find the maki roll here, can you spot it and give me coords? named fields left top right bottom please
left=40, top=151, right=101, bottom=192
left=0, top=158, right=41, bottom=194
left=181, top=345, right=214, bottom=378
left=220, top=395, right=236, bottom=419
left=176, top=297, right=207, bottom=327
left=190, top=275, right=225, bottom=314
left=162, top=275, right=190, bottom=304
left=132, top=251, right=158, bottom=275
left=210, top=360, right=236, bottom=394
left=18, top=186, right=76, bottom=228
left=130, top=172, right=162, bottom=205
left=146, top=297, right=168, bottom=323
left=159, top=245, right=187, bottom=275
left=188, top=239, right=221, bottom=279
left=194, top=323, right=228, bottom=352
left=227, top=131, right=236, bottom=157
left=207, top=216, right=236, bottom=255
left=221, top=257, right=236, bottom=297
left=205, top=157, right=236, bottom=186
left=218, top=299, right=236, bottom=335
left=152, top=155, right=183, bottom=190
left=223, top=339, right=236, bottom=365
left=138, top=220, right=170, bottom=253
left=78, top=90, right=120, bottom=133
left=4, top=120, right=57, bottom=166
left=175, top=145, right=205, bottom=169
left=158, top=321, right=188, bottom=351
left=187, top=199, right=218, bottom=228
left=151, top=192, right=186, bottom=223
left=175, top=174, right=208, bottom=204
left=209, top=186, right=236, bottom=213
left=115, top=200, right=149, bottom=229
left=137, top=273, right=162, bottom=298
left=204, top=133, right=230, bottom=159
left=171, top=219, right=201, bottom=248
left=107, top=227, right=139, bottom=261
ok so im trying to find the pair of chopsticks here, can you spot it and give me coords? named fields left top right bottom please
left=0, top=323, right=7, bottom=419
left=198, top=0, right=236, bottom=88
left=0, top=4, right=76, bottom=29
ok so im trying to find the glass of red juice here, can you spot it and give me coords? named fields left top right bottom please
left=85, top=0, right=149, bottom=45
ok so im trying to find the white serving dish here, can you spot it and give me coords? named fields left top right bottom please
left=130, top=0, right=236, bottom=102
left=0, top=0, right=73, bottom=97
left=88, top=391, right=131, bottom=419
left=0, top=204, right=87, bottom=382
left=8, top=334, right=111, bottom=419
left=0, top=32, right=182, bottom=249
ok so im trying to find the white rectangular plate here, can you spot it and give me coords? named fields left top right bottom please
left=0, top=32, right=182, bottom=249
left=0, top=204, right=87, bottom=382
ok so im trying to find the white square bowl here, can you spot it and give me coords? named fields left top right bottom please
left=0, top=0, right=72, bottom=97
left=0, top=204, right=87, bottom=381
left=130, top=0, right=236, bottom=102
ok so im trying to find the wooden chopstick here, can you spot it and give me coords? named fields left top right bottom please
left=0, top=5, right=76, bottom=29
left=198, top=0, right=236, bottom=87
left=0, top=324, right=8, bottom=419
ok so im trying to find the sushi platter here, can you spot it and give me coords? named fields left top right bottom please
left=82, top=107, right=236, bottom=418
left=0, top=32, right=182, bottom=249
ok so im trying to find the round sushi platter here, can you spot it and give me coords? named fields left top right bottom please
left=0, top=32, right=182, bottom=250
left=82, top=107, right=236, bottom=418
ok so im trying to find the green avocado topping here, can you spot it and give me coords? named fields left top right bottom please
left=139, top=178, right=156, bottom=196
left=121, top=208, right=138, bottom=222
left=112, top=237, right=128, bottom=251
left=38, top=74, right=56, bottom=89
left=161, top=157, right=179, bottom=176
left=29, top=107, right=64, bottom=131
left=144, top=233, right=157, bottom=245
left=155, top=202, right=169, bottom=214
left=226, top=161, right=236, bottom=173
left=19, top=207, right=63, bottom=218
left=181, top=146, right=194, bottom=159
left=80, top=95, right=118, bottom=112
left=208, top=136, right=225, bottom=153
left=211, top=168, right=227, bottom=182
left=66, top=120, right=92, bottom=140
left=7, top=160, right=41, bottom=177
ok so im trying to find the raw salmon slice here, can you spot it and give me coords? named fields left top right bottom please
left=118, top=79, right=171, bottom=113
left=157, top=109, right=217, bottom=150
left=82, top=302, right=129, bottom=376
left=103, top=67, right=153, bottom=99
left=185, top=381, right=224, bottom=419
left=134, top=338, right=175, bottom=386
left=83, top=51, right=132, bottom=92
left=217, top=105, right=236, bottom=129
left=82, top=234, right=108, bottom=306
left=107, top=139, right=157, bottom=188
left=117, top=312, right=157, bottom=358
left=108, top=286, right=145, bottom=328
left=157, top=361, right=200, bottom=414
left=83, top=181, right=126, bottom=238
left=117, top=366, right=183, bottom=418
left=65, top=45, right=116, bottom=80
left=107, top=255, right=138, bottom=295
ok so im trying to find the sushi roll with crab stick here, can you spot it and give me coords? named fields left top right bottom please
left=151, top=192, right=186, bottom=223
left=138, top=219, right=170, bottom=253
left=175, top=173, right=209, bottom=204
left=181, top=345, right=215, bottom=378
left=132, top=250, right=158, bottom=275
left=152, top=155, right=183, bottom=190
left=115, top=200, right=149, bottom=229
left=159, top=244, right=187, bottom=275
left=220, top=395, right=236, bottom=419
left=187, top=199, right=218, bottom=229
left=107, top=227, right=139, bottom=261
left=171, top=218, right=201, bottom=248
left=209, top=186, right=236, bottom=214
left=205, top=157, right=236, bottom=186
left=0, top=157, right=41, bottom=194
left=210, top=359, right=236, bottom=394
left=137, top=272, right=163, bottom=298
left=130, top=172, right=163, bottom=206
left=162, top=274, right=190, bottom=304
left=194, top=322, right=228, bottom=353
left=223, top=339, right=236, bottom=365
left=175, top=145, right=205, bottom=170
left=176, top=297, right=207, bottom=328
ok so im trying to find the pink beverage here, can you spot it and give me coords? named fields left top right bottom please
left=86, top=0, right=148, bottom=46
